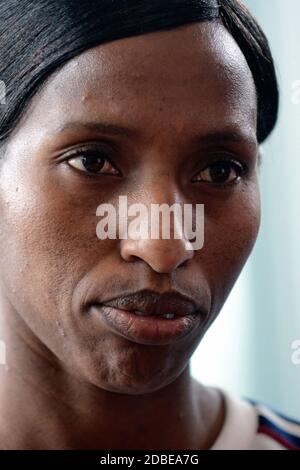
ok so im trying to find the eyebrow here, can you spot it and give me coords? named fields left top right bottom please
left=56, top=121, right=138, bottom=138
left=56, top=121, right=257, bottom=147
left=194, top=130, right=256, bottom=146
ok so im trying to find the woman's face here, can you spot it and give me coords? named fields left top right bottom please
left=0, top=22, right=259, bottom=393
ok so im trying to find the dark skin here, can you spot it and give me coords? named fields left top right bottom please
left=0, top=21, right=260, bottom=449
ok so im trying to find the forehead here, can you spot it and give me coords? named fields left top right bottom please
left=13, top=21, right=257, bottom=141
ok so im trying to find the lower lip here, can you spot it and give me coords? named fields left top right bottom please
left=90, top=305, right=202, bottom=346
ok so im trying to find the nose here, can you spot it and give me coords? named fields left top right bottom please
left=120, top=236, right=194, bottom=273
left=119, top=186, right=195, bottom=273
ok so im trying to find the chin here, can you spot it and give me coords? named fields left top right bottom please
left=74, top=349, right=184, bottom=395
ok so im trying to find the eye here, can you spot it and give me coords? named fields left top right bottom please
left=66, top=148, right=120, bottom=176
left=192, top=159, right=246, bottom=186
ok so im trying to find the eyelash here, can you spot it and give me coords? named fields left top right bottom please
left=192, top=158, right=248, bottom=188
left=62, top=146, right=248, bottom=188
left=63, top=147, right=121, bottom=177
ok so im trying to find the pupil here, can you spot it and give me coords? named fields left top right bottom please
left=82, top=155, right=105, bottom=173
left=209, top=162, right=231, bottom=183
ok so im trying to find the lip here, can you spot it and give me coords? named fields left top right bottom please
left=100, top=289, right=198, bottom=317
left=88, top=289, right=204, bottom=346
left=90, top=305, right=202, bottom=346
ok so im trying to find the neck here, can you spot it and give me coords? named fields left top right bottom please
left=0, top=303, right=224, bottom=450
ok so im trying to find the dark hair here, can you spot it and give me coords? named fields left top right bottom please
left=0, top=0, right=278, bottom=145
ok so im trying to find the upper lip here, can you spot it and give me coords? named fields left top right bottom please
left=100, top=289, right=200, bottom=317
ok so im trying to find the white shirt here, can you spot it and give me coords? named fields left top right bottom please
left=210, top=389, right=300, bottom=450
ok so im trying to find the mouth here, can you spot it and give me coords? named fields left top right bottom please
left=132, top=311, right=177, bottom=319
left=88, top=289, right=204, bottom=346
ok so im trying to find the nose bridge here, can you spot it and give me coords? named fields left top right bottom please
left=119, top=177, right=194, bottom=274
left=144, top=174, right=179, bottom=206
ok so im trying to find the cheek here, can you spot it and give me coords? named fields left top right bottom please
left=0, top=158, right=109, bottom=320
left=0, top=162, right=118, bottom=367
left=198, top=180, right=261, bottom=313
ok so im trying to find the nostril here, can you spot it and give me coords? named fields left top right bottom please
left=177, top=257, right=191, bottom=269
left=120, top=237, right=194, bottom=273
left=121, top=252, right=141, bottom=264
